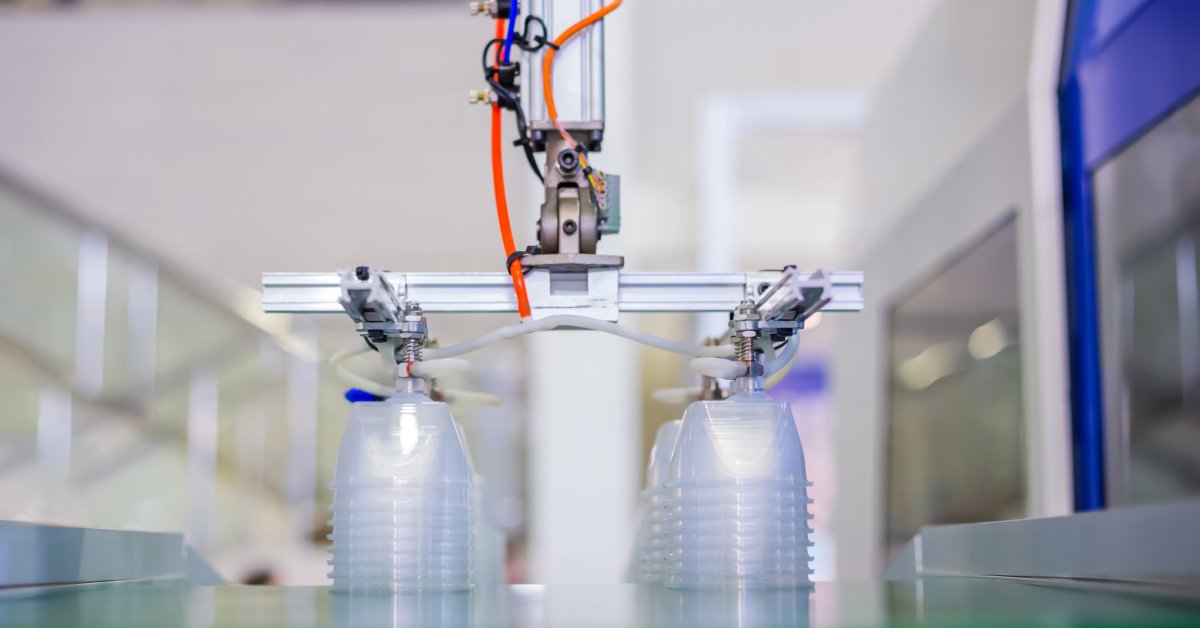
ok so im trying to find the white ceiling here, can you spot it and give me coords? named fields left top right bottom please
left=631, top=0, right=939, bottom=185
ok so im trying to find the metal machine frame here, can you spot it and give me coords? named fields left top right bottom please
left=263, top=270, right=864, bottom=319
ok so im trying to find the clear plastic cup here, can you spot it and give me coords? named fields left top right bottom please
left=329, top=388, right=476, bottom=593
left=648, top=421, right=682, bottom=491
left=330, top=392, right=475, bottom=490
left=332, top=490, right=474, bottom=509
left=330, top=505, right=473, bottom=520
left=330, top=517, right=470, bottom=530
left=329, top=539, right=474, bottom=555
left=664, top=388, right=813, bottom=590
left=330, top=535, right=473, bottom=547
left=667, top=391, right=807, bottom=487
left=639, top=420, right=682, bottom=583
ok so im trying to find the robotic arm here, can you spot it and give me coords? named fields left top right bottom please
left=261, top=0, right=863, bottom=393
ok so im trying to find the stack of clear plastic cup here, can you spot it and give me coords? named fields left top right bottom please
left=639, top=420, right=681, bottom=583
left=328, top=383, right=475, bottom=593
left=664, top=381, right=813, bottom=590
left=472, top=473, right=507, bottom=588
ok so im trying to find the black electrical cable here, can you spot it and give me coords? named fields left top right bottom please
left=363, top=337, right=380, bottom=353
left=481, top=38, right=506, bottom=79
left=488, top=81, right=543, bottom=183
left=481, top=38, right=545, bottom=182
left=515, top=16, right=550, bottom=52
left=510, top=102, right=544, bottom=182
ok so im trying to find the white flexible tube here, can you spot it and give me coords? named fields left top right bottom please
left=681, top=337, right=800, bottom=386
left=422, top=322, right=532, bottom=360
left=330, top=345, right=394, bottom=398
left=424, top=315, right=735, bottom=360
left=410, top=358, right=472, bottom=380
left=334, top=317, right=740, bottom=398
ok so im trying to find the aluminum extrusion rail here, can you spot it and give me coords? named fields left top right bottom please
left=262, top=271, right=863, bottom=316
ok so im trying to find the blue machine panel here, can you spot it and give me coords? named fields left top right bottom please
left=1060, top=0, right=1200, bottom=511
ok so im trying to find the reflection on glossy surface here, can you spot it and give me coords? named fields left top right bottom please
left=887, top=219, right=1026, bottom=555
left=0, top=579, right=1197, bottom=627
left=637, top=586, right=811, bottom=627
left=330, top=589, right=474, bottom=628
left=1094, top=93, right=1200, bottom=504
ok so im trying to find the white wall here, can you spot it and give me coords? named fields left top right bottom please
left=843, top=0, right=1039, bottom=257
left=624, top=0, right=938, bottom=272
left=0, top=4, right=534, bottom=294
left=831, top=0, right=1072, bottom=580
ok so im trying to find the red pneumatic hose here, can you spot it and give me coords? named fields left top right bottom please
left=490, top=17, right=533, bottom=319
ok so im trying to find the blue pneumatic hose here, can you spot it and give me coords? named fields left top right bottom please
left=344, top=388, right=384, bottom=403
left=502, top=0, right=519, bottom=63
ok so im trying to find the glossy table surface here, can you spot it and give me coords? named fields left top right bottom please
left=1, top=578, right=1198, bottom=627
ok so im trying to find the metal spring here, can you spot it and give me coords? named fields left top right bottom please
left=736, top=335, right=755, bottom=363
left=400, top=301, right=424, bottom=364
left=400, top=337, right=423, bottom=363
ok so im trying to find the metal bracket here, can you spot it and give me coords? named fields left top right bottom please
left=337, top=267, right=402, bottom=324
left=755, top=267, right=836, bottom=322
left=520, top=254, right=625, bottom=270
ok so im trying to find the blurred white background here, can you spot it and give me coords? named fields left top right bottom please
left=0, top=0, right=1067, bottom=588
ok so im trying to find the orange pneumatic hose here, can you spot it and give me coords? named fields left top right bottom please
left=491, top=18, right=533, bottom=319
left=541, top=0, right=624, bottom=147
left=494, top=2, right=623, bottom=319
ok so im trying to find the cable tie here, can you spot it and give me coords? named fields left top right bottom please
left=506, top=246, right=543, bottom=273
left=505, top=250, right=527, bottom=273
left=516, top=16, right=549, bottom=52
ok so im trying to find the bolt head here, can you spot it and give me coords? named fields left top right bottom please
left=556, top=149, right=579, bottom=174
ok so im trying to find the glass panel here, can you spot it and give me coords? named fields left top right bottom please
left=1094, top=92, right=1200, bottom=504
left=885, top=218, right=1025, bottom=557
left=1125, top=247, right=1181, bottom=429
left=0, top=186, right=78, bottom=369
left=155, top=280, right=247, bottom=381
left=0, top=172, right=351, bottom=581
left=100, top=248, right=132, bottom=398
left=0, top=352, right=53, bottom=519
left=1123, top=243, right=1190, bottom=504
